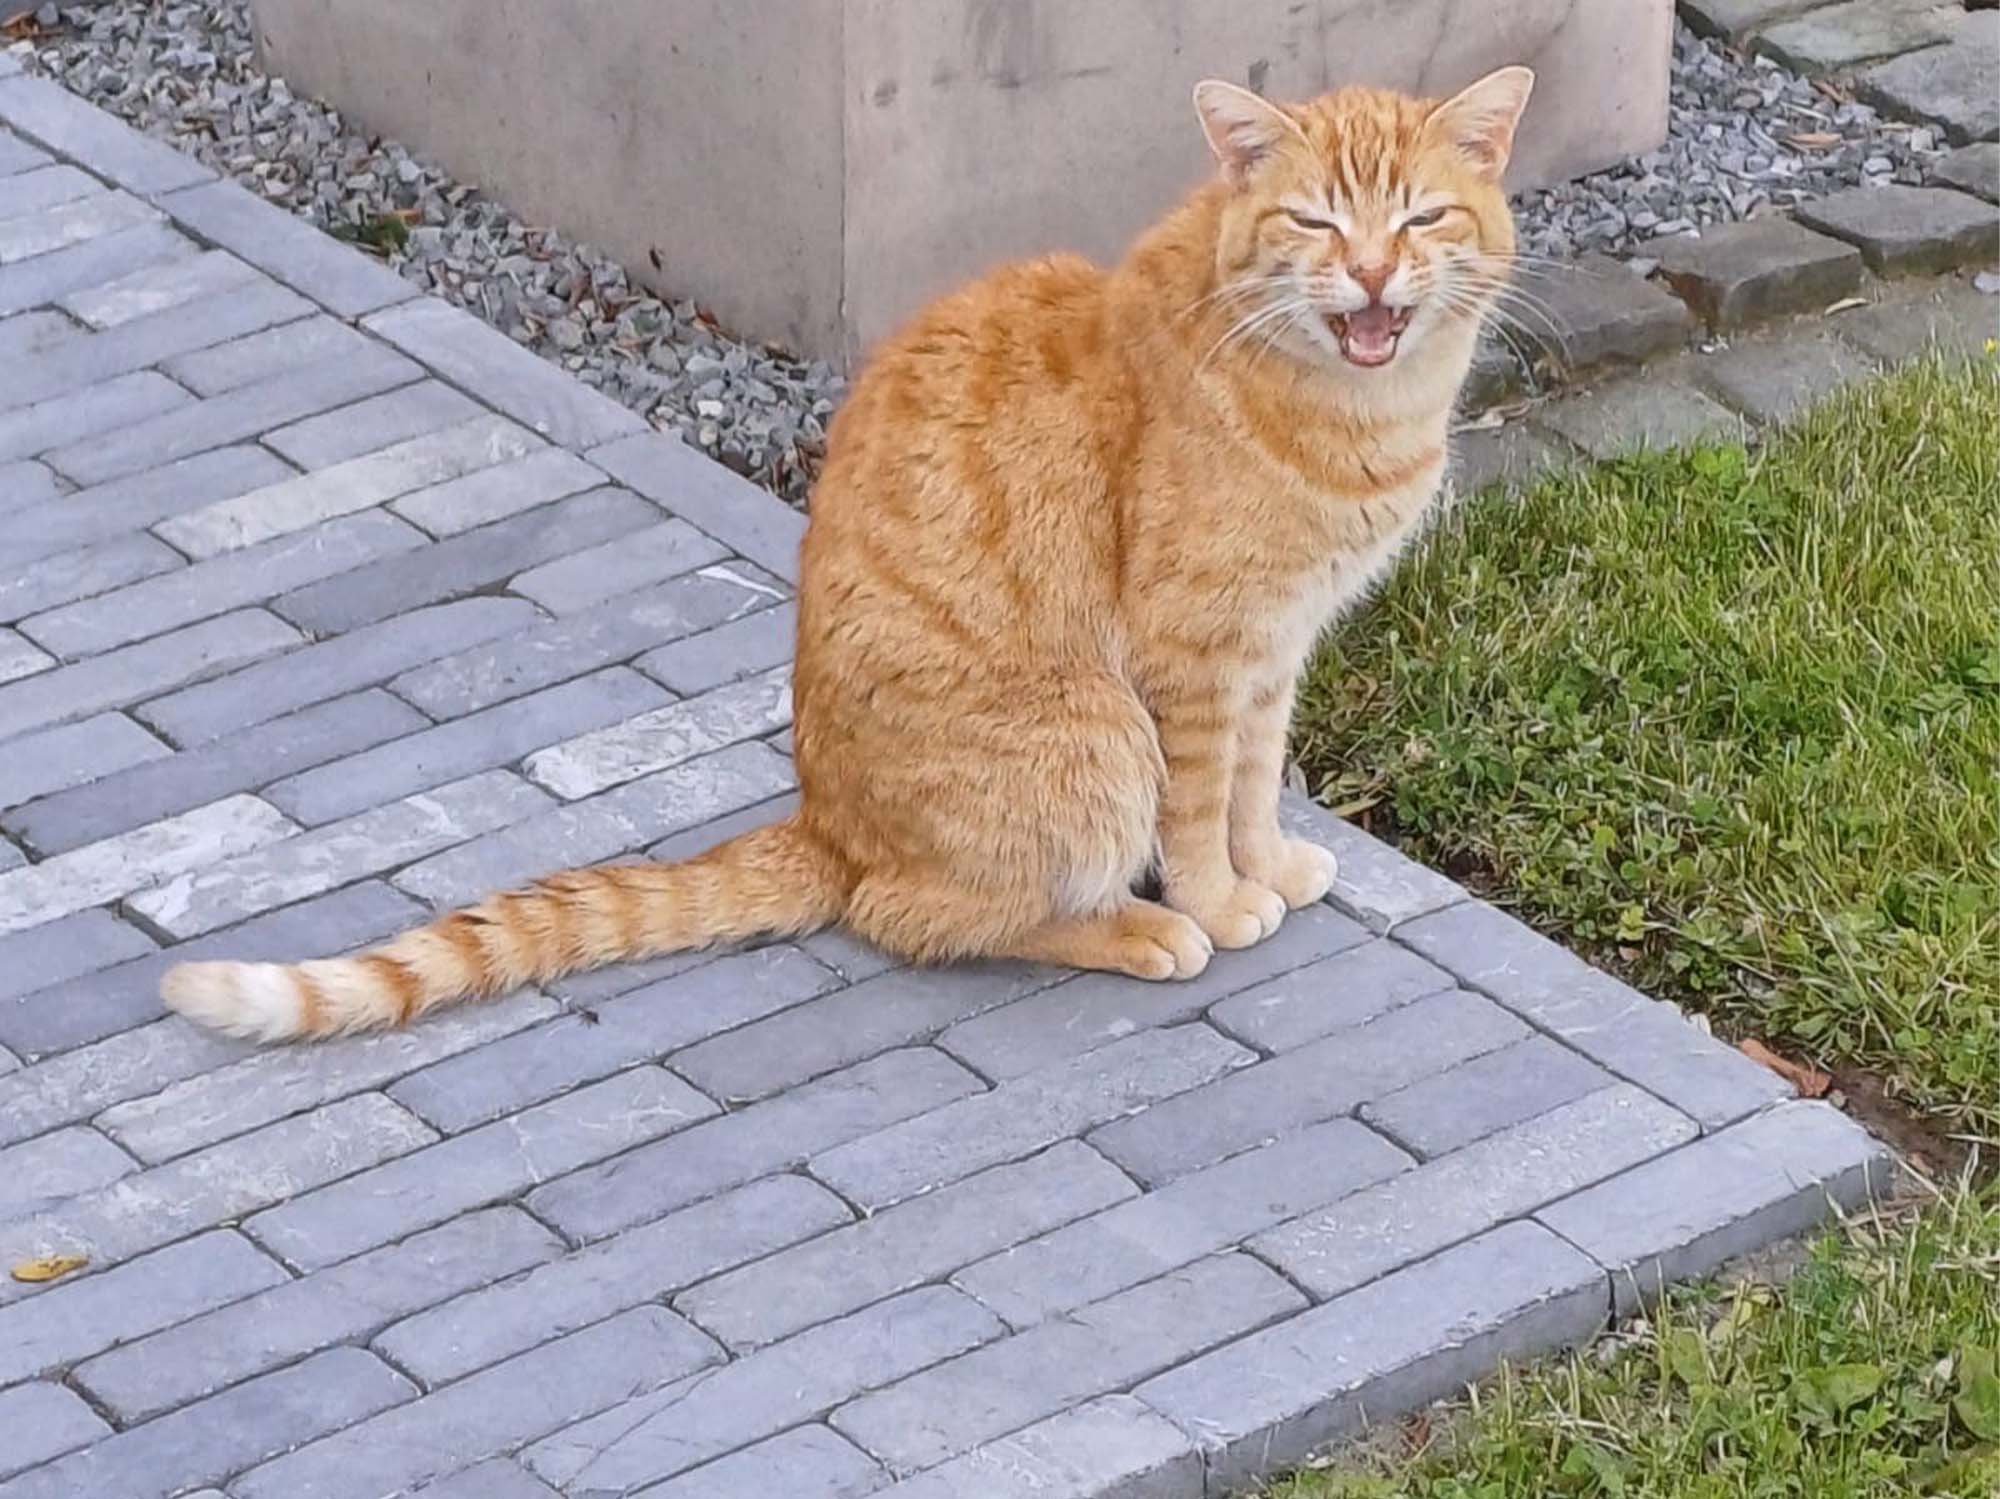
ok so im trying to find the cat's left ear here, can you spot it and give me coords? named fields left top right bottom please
left=1425, top=65, right=1535, bottom=180
left=1194, top=80, right=1307, bottom=186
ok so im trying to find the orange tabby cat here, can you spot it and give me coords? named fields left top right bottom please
left=163, top=67, right=1535, bottom=1040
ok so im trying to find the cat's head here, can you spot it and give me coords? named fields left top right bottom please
left=1191, top=67, right=1533, bottom=374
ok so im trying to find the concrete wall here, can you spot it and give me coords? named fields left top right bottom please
left=250, top=0, right=1672, bottom=365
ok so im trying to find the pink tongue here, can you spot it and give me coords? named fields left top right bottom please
left=1344, top=306, right=1398, bottom=359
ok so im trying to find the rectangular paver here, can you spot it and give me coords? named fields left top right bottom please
left=0, top=187, right=160, bottom=265
left=0, top=1385, right=108, bottom=1483
left=636, top=1428, right=889, bottom=1499
left=160, top=311, right=374, bottom=394
left=57, top=246, right=260, bottom=329
left=873, top=1397, right=1199, bottom=1499
left=523, top=662, right=790, bottom=799
left=392, top=446, right=610, bottom=534
left=0, top=714, right=168, bottom=814
left=1360, top=1033, right=1614, bottom=1158
left=262, top=377, right=482, bottom=469
left=0, top=369, right=189, bottom=464
left=0, top=907, right=154, bottom=1005
left=510, top=517, right=731, bottom=613
left=157, top=176, right=418, bottom=317
left=636, top=598, right=797, bottom=695
left=589, top=430, right=805, bottom=584
left=0, top=444, right=295, bottom=568
left=0, top=1125, right=137, bottom=1218
left=0, top=73, right=213, bottom=194
left=0, top=220, right=191, bottom=319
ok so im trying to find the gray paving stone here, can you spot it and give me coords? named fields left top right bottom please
left=0, top=1094, right=433, bottom=1303
left=0, top=908, right=154, bottom=1003
left=0, top=369, right=189, bottom=465
left=525, top=661, right=789, bottom=799
left=159, top=310, right=372, bottom=395
left=263, top=377, right=483, bottom=469
left=137, top=596, right=538, bottom=744
left=391, top=740, right=797, bottom=908
left=1276, top=792, right=1468, bottom=932
left=72, top=1207, right=562, bottom=1424
left=96, top=989, right=557, bottom=1163
left=1753, top=0, right=1959, bottom=70
left=1087, top=989, right=1526, bottom=1188
left=682, top=1142, right=1137, bottom=1351
left=0, top=73, right=213, bottom=195
left=246, top=1066, right=716, bottom=1270
left=1857, top=11, right=1998, bottom=146
left=1677, top=0, right=1825, bottom=41
left=0, top=878, right=421, bottom=1057
left=408, top=1460, right=560, bottom=1499
left=1696, top=333, right=1877, bottom=426
left=273, top=486, right=660, bottom=634
left=47, top=342, right=421, bottom=485
left=0, top=187, right=160, bottom=265
left=511, top=517, right=732, bottom=614
left=0, top=1347, right=414, bottom=1499
left=0, top=1228, right=285, bottom=1385
left=1537, top=373, right=1745, bottom=460
left=269, top=668, right=668, bottom=827
left=23, top=509, right=424, bottom=658
left=365, top=296, right=648, bottom=448
left=392, top=569, right=776, bottom=717
left=527, top=1048, right=984, bottom=1241
left=157, top=411, right=539, bottom=558
left=523, top=1287, right=1001, bottom=1494
left=1136, top=1223, right=1608, bottom=1493
left=637, top=599, right=797, bottom=695
left=0, top=1044, right=13, bottom=1076
left=233, top=1306, right=717, bottom=1499
left=0, top=444, right=295, bottom=568
left=0, top=458, right=61, bottom=512
left=389, top=943, right=837, bottom=1131
left=1652, top=216, right=1863, bottom=330
left=157, top=176, right=418, bottom=318
left=0, top=1383, right=108, bottom=1482
left=0, top=532, right=181, bottom=628
left=0, top=219, right=191, bottom=319
left=638, top=1427, right=888, bottom=1499
left=378, top=1175, right=851, bottom=1385
left=640, top=790, right=798, bottom=865
left=1794, top=184, right=1999, bottom=276
left=1516, top=252, right=1693, bottom=373
left=1832, top=282, right=2000, bottom=365
left=833, top=1255, right=1303, bottom=1476
left=590, top=431, right=806, bottom=584
left=0, top=126, right=48, bottom=173
left=0, top=629, right=49, bottom=683
left=0, top=309, right=82, bottom=363
left=0, top=164, right=99, bottom=222
left=56, top=246, right=259, bottom=329
left=1206, top=936, right=1453, bottom=1053
left=875, top=1397, right=1199, bottom=1499
left=1540, top=1101, right=1894, bottom=1313
left=1448, top=420, right=1571, bottom=497
left=1396, top=901, right=1794, bottom=1129
left=392, top=446, right=610, bottom=535
left=8, top=690, right=425, bottom=855
left=812, top=1026, right=1252, bottom=1211
left=798, top=924, right=903, bottom=984
left=0, top=1124, right=135, bottom=1218
left=0, top=1018, right=242, bottom=1146
left=1932, top=141, right=2000, bottom=204
left=952, top=1120, right=1410, bottom=1330
left=0, top=792, right=294, bottom=935
left=1360, top=1033, right=1614, bottom=1158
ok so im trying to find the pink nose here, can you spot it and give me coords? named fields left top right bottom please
left=1349, top=262, right=1394, bottom=301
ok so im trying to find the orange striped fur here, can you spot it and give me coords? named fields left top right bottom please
left=163, top=69, right=1534, bottom=1041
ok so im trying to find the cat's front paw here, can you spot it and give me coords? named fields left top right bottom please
left=1236, top=835, right=1339, bottom=909
left=1169, top=876, right=1286, bottom=949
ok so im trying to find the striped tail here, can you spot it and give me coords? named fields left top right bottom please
left=159, top=817, right=848, bottom=1042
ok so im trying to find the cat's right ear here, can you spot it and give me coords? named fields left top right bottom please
left=1194, top=80, right=1304, bottom=186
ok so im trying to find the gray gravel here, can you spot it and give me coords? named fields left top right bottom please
left=9, top=6, right=1950, bottom=507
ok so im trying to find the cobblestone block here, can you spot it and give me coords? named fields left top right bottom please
left=1449, top=421, right=1571, bottom=498
left=391, top=570, right=772, bottom=717
left=233, top=1307, right=716, bottom=1499
left=8, top=690, right=425, bottom=854
left=510, top=517, right=731, bottom=614
left=0, top=219, right=190, bottom=319
left=138, top=596, right=537, bottom=743
left=0, top=1228, right=286, bottom=1385
left=1858, top=12, right=1998, bottom=146
left=875, top=1397, right=1200, bottom=1499
left=263, top=378, right=482, bottom=469
left=1207, top=936, right=1453, bottom=1053
left=1088, top=990, right=1525, bottom=1188
left=157, top=177, right=418, bottom=317
left=97, top=989, right=556, bottom=1163
left=1251, top=1084, right=1694, bottom=1299
left=0, top=878, right=421, bottom=1057
left=392, top=447, right=609, bottom=535
left=56, top=246, right=259, bottom=329
left=0, top=629, right=49, bottom=682
left=0, top=792, right=294, bottom=935
left=0, top=73, right=212, bottom=194
left=159, top=310, right=373, bottom=395
left=798, top=924, right=902, bottom=984
left=1396, top=901, right=1793, bottom=1128
left=0, top=444, right=294, bottom=567
left=0, top=1125, right=135, bottom=1218
left=590, top=431, right=806, bottom=584
left=682, top=1142, right=1137, bottom=1351
left=1276, top=793, right=1467, bottom=932
left=405, top=1461, right=560, bottom=1499
left=1795, top=184, right=2000, bottom=275
left=0, top=126, right=47, bottom=172
left=1753, top=0, right=1958, bottom=70
left=834, top=1256, right=1303, bottom=1475
left=391, top=741, right=796, bottom=909
left=364, top=296, right=648, bottom=448
left=1932, top=141, right=2000, bottom=204
left=1539, top=372, right=1744, bottom=458
left=1517, top=252, right=1692, bottom=373
left=0, top=369, right=189, bottom=465
left=0, top=458, right=61, bottom=511
left=1832, top=283, right=2000, bottom=365
left=526, top=1048, right=983, bottom=1241
left=940, top=904, right=1369, bottom=1081
left=812, top=1026, right=1252, bottom=1210
left=0, top=164, right=99, bottom=223
left=1677, top=0, right=1828, bottom=42
left=525, top=663, right=790, bottom=799
left=377, top=1175, right=851, bottom=1385
left=523, top=1287, right=1000, bottom=1494
left=389, top=944, right=836, bottom=1131
left=1136, top=1223, right=1607, bottom=1493
left=0, top=534, right=180, bottom=633
left=638, top=1427, right=887, bottom=1499
left=0, top=1347, right=415, bottom=1499
left=1360, top=1033, right=1614, bottom=1158
left=0, top=187, right=159, bottom=265
left=636, top=599, right=797, bottom=695
left=0, top=908, right=154, bottom=1004
left=72, top=1208, right=561, bottom=1424
left=0, top=1093, right=433, bottom=1303
left=0, top=1027, right=236, bottom=1152
left=954, top=1119, right=1408, bottom=1330
left=1652, top=216, right=1863, bottom=329
left=246, top=1066, right=715, bottom=1270
left=1540, top=1101, right=1894, bottom=1313
left=1696, top=333, right=1876, bottom=426
left=0, top=1384, right=108, bottom=1482
left=0, top=309, right=80, bottom=363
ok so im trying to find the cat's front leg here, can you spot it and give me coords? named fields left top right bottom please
left=1228, top=676, right=1337, bottom=909
left=1154, top=679, right=1286, bottom=949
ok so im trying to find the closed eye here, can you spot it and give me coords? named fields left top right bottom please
left=1403, top=207, right=1450, bottom=229
left=1285, top=209, right=1338, bottom=231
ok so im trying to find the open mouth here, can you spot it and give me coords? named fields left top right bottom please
left=1325, top=305, right=1413, bottom=368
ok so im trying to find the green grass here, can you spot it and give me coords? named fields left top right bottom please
left=1297, top=355, right=2000, bottom=1138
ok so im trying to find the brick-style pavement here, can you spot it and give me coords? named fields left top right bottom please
left=0, top=61, right=1893, bottom=1499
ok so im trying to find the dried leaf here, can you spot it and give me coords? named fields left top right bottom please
left=10, top=1253, right=88, bottom=1283
left=1738, top=1038, right=1831, bottom=1097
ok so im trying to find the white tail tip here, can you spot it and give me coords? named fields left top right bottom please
left=161, top=961, right=307, bottom=1043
